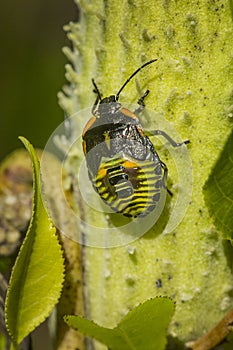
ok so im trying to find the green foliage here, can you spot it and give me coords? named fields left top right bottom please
left=64, top=297, right=175, bottom=350
left=203, top=131, right=233, bottom=243
left=5, top=137, right=65, bottom=347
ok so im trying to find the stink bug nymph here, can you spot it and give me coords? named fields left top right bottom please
left=82, top=59, right=189, bottom=218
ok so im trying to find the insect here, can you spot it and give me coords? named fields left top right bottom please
left=82, top=59, right=189, bottom=218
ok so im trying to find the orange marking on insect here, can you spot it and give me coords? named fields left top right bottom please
left=120, top=107, right=139, bottom=121
left=82, top=141, right=87, bottom=155
left=136, top=125, right=145, bottom=137
left=122, top=160, right=138, bottom=169
left=82, top=116, right=97, bottom=138
left=98, top=167, right=107, bottom=178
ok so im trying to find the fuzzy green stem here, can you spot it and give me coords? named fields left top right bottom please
left=59, top=1, right=233, bottom=349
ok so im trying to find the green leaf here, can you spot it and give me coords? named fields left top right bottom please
left=64, top=297, right=175, bottom=350
left=203, top=131, right=233, bottom=242
left=5, top=137, right=65, bottom=346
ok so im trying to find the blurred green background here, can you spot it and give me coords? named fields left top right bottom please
left=0, top=1, right=78, bottom=160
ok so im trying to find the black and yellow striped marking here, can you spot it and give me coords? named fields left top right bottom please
left=93, top=157, right=163, bottom=218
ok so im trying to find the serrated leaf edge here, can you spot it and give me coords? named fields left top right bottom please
left=5, top=137, right=65, bottom=346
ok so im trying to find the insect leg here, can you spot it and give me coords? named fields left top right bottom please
left=160, top=161, right=173, bottom=197
left=151, top=130, right=190, bottom=147
left=134, top=90, right=150, bottom=115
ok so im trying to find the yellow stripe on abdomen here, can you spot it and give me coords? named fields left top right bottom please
left=93, top=157, right=163, bottom=217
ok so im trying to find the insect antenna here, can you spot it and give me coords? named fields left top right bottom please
left=91, top=78, right=103, bottom=114
left=92, top=78, right=102, bottom=100
left=115, top=59, right=157, bottom=101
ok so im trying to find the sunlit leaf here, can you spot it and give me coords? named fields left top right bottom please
left=5, top=137, right=65, bottom=346
left=65, top=297, right=175, bottom=350
left=203, top=131, right=233, bottom=242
